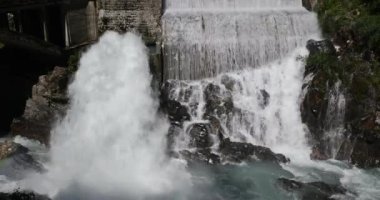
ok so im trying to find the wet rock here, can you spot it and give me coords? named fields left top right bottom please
left=221, top=75, right=242, bottom=92
left=277, top=178, right=347, bottom=200
left=302, top=0, right=319, bottom=11
left=0, top=141, right=44, bottom=177
left=204, top=83, right=234, bottom=118
left=350, top=133, right=380, bottom=168
left=0, top=191, right=51, bottom=200
left=219, top=138, right=289, bottom=164
left=260, top=90, right=270, bottom=107
left=0, top=140, right=28, bottom=160
left=161, top=100, right=191, bottom=124
left=310, top=146, right=329, bottom=160
left=180, top=149, right=221, bottom=165
left=277, top=178, right=304, bottom=191
left=160, top=81, right=192, bottom=125
left=10, top=67, right=69, bottom=144
left=306, top=39, right=336, bottom=56
left=187, top=123, right=213, bottom=148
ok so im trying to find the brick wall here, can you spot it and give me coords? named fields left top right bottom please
left=98, top=0, right=162, bottom=44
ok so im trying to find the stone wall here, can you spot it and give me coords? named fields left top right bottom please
left=67, top=1, right=98, bottom=46
left=98, top=0, right=162, bottom=44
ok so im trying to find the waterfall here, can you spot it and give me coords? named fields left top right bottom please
left=323, top=81, right=347, bottom=158
left=162, top=0, right=319, bottom=80
left=164, top=49, right=312, bottom=161
left=21, top=32, right=190, bottom=199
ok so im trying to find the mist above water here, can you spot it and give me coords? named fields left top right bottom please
left=21, top=32, right=190, bottom=199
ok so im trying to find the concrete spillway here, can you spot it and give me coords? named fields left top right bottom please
left=162, top=0, right=319, bottom=80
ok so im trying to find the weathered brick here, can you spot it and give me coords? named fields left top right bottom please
left=98, top=0, right=162, bottom=44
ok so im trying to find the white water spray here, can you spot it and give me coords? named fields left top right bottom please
left=21, top=32, right=189, bottom=199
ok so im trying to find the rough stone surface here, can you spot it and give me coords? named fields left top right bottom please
left=10, top=67, right=69, bottom=144
left=0, top=140, right=28, bottom=160
left=203, top=83, right=234, bottom=118
left=187, top=123, right=213, bottom=149
left=98, top=0, right=162, bottom=44
left=303, top=39, right=380, bottom=168
left=306, top=39, right=336, bottom=56
left=219, top=138, right=289, bottom=164
left=180, top=149, right=221, bottom=165
left=277, top=178, right=346, bottom=200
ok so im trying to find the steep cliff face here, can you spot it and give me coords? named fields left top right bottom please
left=302, top=0, right=380, bottom=168
left=98, top=0, right=162, bottom=44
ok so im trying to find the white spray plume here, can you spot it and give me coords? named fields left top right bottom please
left=22, top=32, right=190, bottom=199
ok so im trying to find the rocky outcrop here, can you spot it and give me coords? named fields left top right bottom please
left=302, top=38, right=380, bottom=168
left=161, top=80, right=289, bottom=166
left=277, top=178, right=347, bottom=200
left=0, top=140, right=43, bottom=174
left=10, top=67, right=69, bottom=144
left=0, top=140, right=28, bottom=160
left=220, top=139, right=289, bottom=164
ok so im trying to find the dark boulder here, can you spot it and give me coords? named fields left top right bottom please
left=180, top=149, right=221, bottom=165
left=203, top=83, right=234, bottom=118
left=277, top=178, right=347, bottom=200
left=161, top=100, right=191, bottom=124
left=187, top=123, right=213, bottom=149
left=160, top=81, right=192, bottom=125
left=219, top=138, right=289, bottom=164
left=260, top=90, right=270, bottom=108
left=306, top=39, right=336, bottom=56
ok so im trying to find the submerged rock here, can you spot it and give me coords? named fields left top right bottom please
left=277, top=178, right=347, bottom=200
left=10, top=67, right=69, bottom=144
left=219, top=138, right=289, bottom=164
left=180, top=149, right=221, bottom=165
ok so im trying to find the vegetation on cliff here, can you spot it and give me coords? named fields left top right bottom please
left=303, top=0, right=380, bottom=168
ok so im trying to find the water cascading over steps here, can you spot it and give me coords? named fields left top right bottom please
left=162, top=0, right=321, bottom=161
left=162, top=0, right=320, bottom=80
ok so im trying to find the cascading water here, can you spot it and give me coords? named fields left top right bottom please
left=164, top=49, right=311, bottom=161
left=1, top=1, right=380, bottom=200
left=323, top=81, right=347, bottom=158
left=17, top=32, right=190, bottom=199
left=162, top=0, right=319, bottom=79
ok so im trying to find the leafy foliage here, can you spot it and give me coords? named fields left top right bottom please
left=317, top=0, right=380, bottom=54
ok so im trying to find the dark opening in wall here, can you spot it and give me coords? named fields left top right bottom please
left=20, top=9, right=44, bottom=40
left=46, top=5, right=65, bottom=47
